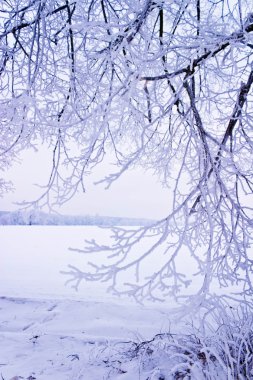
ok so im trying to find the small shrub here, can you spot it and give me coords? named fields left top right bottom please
left=95, top=305, right=253, bottom=379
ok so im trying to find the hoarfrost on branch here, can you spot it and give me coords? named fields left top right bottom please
left=1, top=0, right=253, bottom=306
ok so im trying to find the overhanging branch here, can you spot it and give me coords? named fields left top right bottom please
left=140, top=22, right=253, bottom=82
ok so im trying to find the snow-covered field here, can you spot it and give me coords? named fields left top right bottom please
left=0, top=227, right=179, bottom=379
left=0, top=296, right=177, bottom=380
left=1, top=226, right=112, bottom=300
left=1, top=227, right=251, bottom=379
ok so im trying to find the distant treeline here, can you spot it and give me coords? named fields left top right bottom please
left=0, top=210, right=154, bottom=226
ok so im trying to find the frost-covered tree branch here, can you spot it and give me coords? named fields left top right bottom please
left=1, top=1, right=253, bottom=306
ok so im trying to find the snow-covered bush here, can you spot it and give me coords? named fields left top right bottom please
left=94, top=305, right=253, bottom=379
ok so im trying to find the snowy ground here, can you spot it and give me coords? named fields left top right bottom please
left=0, top=226, right=246, bottom=379
left=0, top=296, right=177, bottom=380
left=0, top=226, right=181, bottom=380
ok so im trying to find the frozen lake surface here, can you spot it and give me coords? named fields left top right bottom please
left=1, top=226, right=117, bottom=301
left=0, top=225, right=200, bottom=300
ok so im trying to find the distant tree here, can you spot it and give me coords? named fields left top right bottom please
left=1, top=1, right=253, bottom=307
